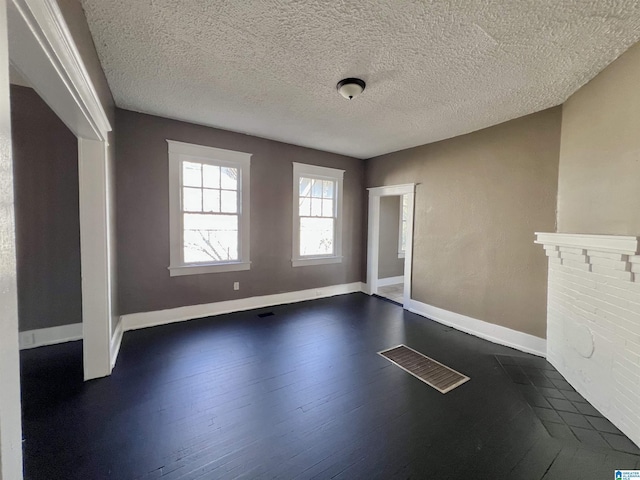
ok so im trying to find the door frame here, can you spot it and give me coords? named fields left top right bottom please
left=8, top=0, right=115, bottom=382
left=366, top=184, right=416, bottom=306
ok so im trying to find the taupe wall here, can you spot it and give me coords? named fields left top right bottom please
left=10, top=85, right=81, bottom=331
left=366, top=108, right=562, bottom=339
left=378, top=196, right=404, bottom=279
left=558, top=41, right=640, bottom=235
left=116, top=109, right=364, bottom=315
left=57, top=0, right=119, bottom=334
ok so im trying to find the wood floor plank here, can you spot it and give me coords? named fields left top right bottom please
left=19, top=293, right=640, bottom=479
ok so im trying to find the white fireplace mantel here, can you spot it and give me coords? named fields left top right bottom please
left=535, top=231, right=640, bottom=449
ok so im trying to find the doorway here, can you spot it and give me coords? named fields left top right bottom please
left=366, top=184, right=416, bottom=307
left=7, top=0, right=115, bottom=381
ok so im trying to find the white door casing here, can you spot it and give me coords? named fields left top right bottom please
left=367, top=184, right=416, bottom=306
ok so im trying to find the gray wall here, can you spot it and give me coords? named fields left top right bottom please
left=10, top=85, right=81, bottom=331
left=367, top=108, right=561, bottom=339
left=116, top=109, right=365, bottom=315
left=558, top=40, right=640, bottom=235
left=378, top=196, right=404, bottom=279
left=57, top=0, right=119, bottom=334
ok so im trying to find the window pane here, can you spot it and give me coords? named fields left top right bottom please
left=322, top=199, right=333, bottom=217
left=221, top=167, right=238, bottom=190
left=183, top=187, right=202, bottom=212
left=183, top=213, right=238, bottom=262
left=203, top=189, right=220, bottom=212
left=299, top=197, right=311, bottom=216
left=221, top=190, right=237, bottom=213
left=322, top=180, right=334, bottom=199
left=203, top=165, right=220, bottom=188
left=311, top=179, right=323, bottom=198
left=299, top=177, right=312, bottom=197
left=300, top=217, right=334, bottom=256
left=182, top=162, right=201, bottom=187
left=311, top=197, right=322, bottom=216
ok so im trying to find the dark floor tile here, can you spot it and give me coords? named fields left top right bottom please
left=521, top=366, right=543, bottom=376
left=602, top=433, right=640, bottom=455
left=533, top=407, right=563, bottom=424
left=522, top=391, right=552, bottom=409
left=515, top=356, right=554, bottom=370
left=547, top=397, right=579, bottom=413
left=538, top=387, right=565, bottom=400
left=502, top=365, right=525, bottom=376
left=586, top=416, right=622, bottom=435
left=551, top=379, right=575, bottom=391
left=531, top=376, right=556, bottom=388
left=543, top=370, right=565, bottom=381
left=495, top=355, right=520, bottom=366
left=570, top=427, right=609, bottom=449
left=562, top=390, right=587, bottom=403
left=511, top=374, right=533, bottom=385
left=542, top=421, right=577, bottom=441
left=557, top=411, right=591, bottom=429
left=573, top=402, right=601, bottom=416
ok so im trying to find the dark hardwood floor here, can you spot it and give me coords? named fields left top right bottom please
left=20, top=293, right=640, bottom=479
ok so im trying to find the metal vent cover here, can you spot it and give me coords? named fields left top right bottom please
left=379, top=345, right=470, bottom=394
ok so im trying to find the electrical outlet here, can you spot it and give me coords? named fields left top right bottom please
left=233, top=282, right=240, bottom=291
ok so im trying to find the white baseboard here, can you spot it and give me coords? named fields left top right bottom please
left=110, top=319, right=123, bottom=370
left=19, top=323, right=82, bottom=350
left=405, top=299, right=547, bottom=357
left=377, top=276, right=404, bottom=287
left=121, top=282, right=366, bottom=332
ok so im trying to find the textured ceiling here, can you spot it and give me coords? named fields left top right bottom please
left=81, top=1, right=640, bottom=159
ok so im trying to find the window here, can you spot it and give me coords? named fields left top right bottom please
left=292, top=162, right=344, bottom=267
left=398, top=194, right=408, bottom=258
left=168, top=140, right=251, bottom=276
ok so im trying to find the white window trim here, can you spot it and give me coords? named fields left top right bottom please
left=167, top=140, right=251, bottom=276
left=398, top=194, right=406, bottom=259
left=292, top=162, right=344, bottom=267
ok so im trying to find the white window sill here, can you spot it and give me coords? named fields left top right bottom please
left=292, top=256, right=343, bottom=267
left=168, top=261, right=251, bottom=276
left=398, top=252, right=405, bottom=259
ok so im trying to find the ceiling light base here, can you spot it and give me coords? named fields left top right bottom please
left=337, top=78, right=365, bottom=100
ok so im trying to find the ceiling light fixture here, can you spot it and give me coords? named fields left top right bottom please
left=337, top=78, right=365, bottom=100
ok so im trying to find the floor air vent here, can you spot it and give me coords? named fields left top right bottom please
left=379, top=345, right=470, bottom=394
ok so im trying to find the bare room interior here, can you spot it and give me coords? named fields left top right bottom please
left=1, top=1, right=640, bottom=479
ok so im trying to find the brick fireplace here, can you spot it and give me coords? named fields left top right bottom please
left=536, top=232, right=640, bottom=448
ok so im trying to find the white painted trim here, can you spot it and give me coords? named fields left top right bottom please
left=169, top=261, right=251, bottom=276
left=535, top=232, right=640, bottom=255
left=292, top=256, right=343, bottom=267
left=367, top=184, right=416, bottom=305
left=368, top=184, right=416, bottom=196
left=110, top=319, right=123, bottom=370
left=79, top=138, right=113, bottom=380
left=122, top=282, right=364, bottom=332
left=18, top=324, right=82, bottom=350
left=8, top=0, right=111, bottom=141
left=168, top=140, right=252, bottom=275
left=406, top=299, right=547, bottom=357
left=0, top=2, right=24, bottom=476
left=292, top=162, right=344, bottom=267
left=377, top=276, right=404, bottom=287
